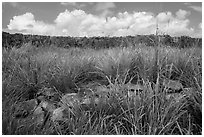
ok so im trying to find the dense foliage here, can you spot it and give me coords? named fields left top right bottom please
left=2, top=32, right=202, bottom=49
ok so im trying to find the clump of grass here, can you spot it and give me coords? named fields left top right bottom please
left=47, top=76, right=198, bottom=135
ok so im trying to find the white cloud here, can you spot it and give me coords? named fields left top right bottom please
left=7, top=9, right=202, bottom=38
left=199, top=22, right=202, bottom=29
left=188, top=5, right=202, bottom=13
left=190, top=23, right=202, bottom=38
left=8, top=13, right=35, bottom=31
left=155, top=10, right=194, bottom=36
left=157, top=12, right=172, bottom=23
left=7, top=12, right=55, bottom=35
left=176, top=9, right=190, bottom=19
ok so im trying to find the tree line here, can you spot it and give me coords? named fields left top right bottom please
left=2, top=31, right=202, bottom=49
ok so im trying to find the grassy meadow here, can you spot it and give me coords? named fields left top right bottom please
left=2, top=42, right=202, bottom=135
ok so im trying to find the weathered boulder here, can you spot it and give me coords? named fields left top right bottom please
left=51, top=107, right=70, bottom=121
left=12, top=99, right=38, bottom=119
left=52, top=107, right=64, bottom=121
left=81, top=96, right=100, bottom=105
left=11, top=99, right=46, bottom=130
left=60, top=93, right=81, bottom=108
left=80, top=85, right=111, bottom=105
left=41, top=100, right=56, bottom=112
left=32, top=99, right=57, bottom=125
left=32, top=106, right=45, bottom=125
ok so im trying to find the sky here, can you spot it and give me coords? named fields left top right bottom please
left=2, top=2, right=202, bottom=37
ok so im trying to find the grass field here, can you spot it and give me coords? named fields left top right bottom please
left=2, top=42, right=202, bottom=135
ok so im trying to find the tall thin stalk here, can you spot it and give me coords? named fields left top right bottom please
left=151, top=18, right=161, bottom=128
left=155, top=20, right=161, bottom=92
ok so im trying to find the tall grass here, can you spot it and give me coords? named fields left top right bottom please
left=2, top=43, right=202, bottom=134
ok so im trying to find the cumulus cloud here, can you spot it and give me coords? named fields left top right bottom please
left=8, top=13, right=35, bottom=31
left=7, top=9, right=201, bottom=37
left=157, top=12, right=172, bottom=23
left=176, top=9, right=190, bottom=19
left=155, top=10, right=194, bottom=36
left=7, top=12, right=55, bottom=35
left=190, top=23, right=202, bottom=38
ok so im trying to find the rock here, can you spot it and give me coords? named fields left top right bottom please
left=51, top=107, right=69, bottom=121
left=13, top=99, right=38, bottom=119
left=32, top=100, right=56, bottom=126
left=52, top=107, right=63, bottom=121
left=80, top=85, right=111, bottom=105
left=32, top=106, right=45, bottom=125
left=39, top=100, right=56, bottom=113
left=33, top=105, right=43, bottom=115
left=12, top=98, right=58, bottom=129
left=81, top=97, right=100, bottom=105
left=60, top=93, right=81, bottom=108
left=37, top=95, right=45, bottom=102
left=11, top=99, right=45, bottom=130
